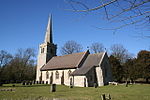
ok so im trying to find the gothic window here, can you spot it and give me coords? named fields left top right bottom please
left=46, top=71, right=49, bottom=79
left=39, top=72, right=42, bottom=81
left=68, top=70, right=72, bottom=78
left=41, top=48, right=44, bottom=53
left=51, top=72, right=53, bottom=76
left=55, top=71, right=59, bottom=79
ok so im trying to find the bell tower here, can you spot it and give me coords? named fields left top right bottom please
left=36, top=15, right=57, bottom=82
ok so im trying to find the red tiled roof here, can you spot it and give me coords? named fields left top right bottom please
left=41, top=51, right=89, bottom=70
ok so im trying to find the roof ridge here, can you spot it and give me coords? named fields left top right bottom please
left=89, top=52, right=105, bottom=55
left=75, top=50, right=90, bottom=68
left=53, top=51, right=87, bottom=58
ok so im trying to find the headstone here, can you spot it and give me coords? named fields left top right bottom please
left=32, top=81, right=35, bottom=84
left=94, top=83, right=97, bottom=88
left=42, top=81, right=44, bottom=84
left=101, top=94, right=106, bottom=100
left=50, top=84, right=56, bottom=92
left=29, top=82, right=32, bottom=85
left=125, top=81, right=128, bottom=87
left=69, top=85, right=73, bottom=88
left=26, top=82, right=29, bottom=85
left=22, top=82, right=25, bottom=85
left=36, top=81, right=39, bottom=84
left=106, top=94, right=111, bottom=100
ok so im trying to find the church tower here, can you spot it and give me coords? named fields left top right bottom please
left=36, top=15, right=57, bottom=82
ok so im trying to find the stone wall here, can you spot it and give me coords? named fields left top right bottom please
left=41, top=69, right=76, bottom=86
left=99, top=53, right=113, bottom=85
left=95, top=66, right=104, bottom=86
left=36, top=43, right=47, bottom=82
left=73, top=76, right=86, bottom=87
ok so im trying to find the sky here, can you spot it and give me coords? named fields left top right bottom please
left=0, top=0, right=149, bottom=57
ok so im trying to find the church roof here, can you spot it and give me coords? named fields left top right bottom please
left=41, top=51, right=89, bottom=70
left=71, top=52, right=105, bottom=75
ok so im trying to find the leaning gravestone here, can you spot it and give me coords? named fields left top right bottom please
left=50, top=84, right=56, bottom=92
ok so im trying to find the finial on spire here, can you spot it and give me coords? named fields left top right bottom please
left=44, top=14, right=53, bottom=43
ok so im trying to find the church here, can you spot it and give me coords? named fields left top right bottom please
left=36, top=15, right=113, bottom=87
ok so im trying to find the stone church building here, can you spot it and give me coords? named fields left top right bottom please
left=36, top=15, right=112, bottom=87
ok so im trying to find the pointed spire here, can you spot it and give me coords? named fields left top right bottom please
left=44, top=14, right=53, bottom=43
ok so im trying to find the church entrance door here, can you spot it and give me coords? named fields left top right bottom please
left=61, top=71, right=64, bottom=85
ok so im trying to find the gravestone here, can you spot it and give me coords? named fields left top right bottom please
left=22, top=82, right=25, bottom=85
left=106, top=94, right=111, bottom=100
left=50, top=84, right=56, bottom=92
left=29, top=82, right=32, bottom=85
left=69, top=85, right=73, bottom=88
left=32, top=81, right=35, bottom=84
left=125, top=81, right=128, bottom=87
left=36, top=81, right=39, bottom=84
left=101, top=94, right=106, bottom=100
left=94, top=83, right=98, bottom=88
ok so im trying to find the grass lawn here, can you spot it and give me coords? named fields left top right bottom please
left=0, top=84, right=150, bottom=100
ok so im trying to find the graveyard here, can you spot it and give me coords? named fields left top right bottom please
left=0, top=83, right=150, bottom=100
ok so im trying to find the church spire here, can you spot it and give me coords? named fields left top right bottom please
left=44, top=14, right=53, bottom=43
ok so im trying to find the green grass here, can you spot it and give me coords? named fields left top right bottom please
left=0, top=84, right=150, bottom=100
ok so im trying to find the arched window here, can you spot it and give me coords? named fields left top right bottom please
left=51, top=72, right=53, bottom=76
left=46, top=71, right=49, bottom=79
left=68, top=70, right=72, bottom=78
left=41, top=48, right=44, bottom=53
left=55, top=71, right=59, bottom=79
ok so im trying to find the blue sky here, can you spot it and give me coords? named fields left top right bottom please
left=0, top=0, right=149, bottom=56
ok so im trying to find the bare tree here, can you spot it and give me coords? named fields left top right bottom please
left=66, top=0, right=150, bottom=35
left=110, top=44, right=132, bottom=63
left=90, top=42, right=105, bottom=53
left=61, top=40, right=83, bottom=55
left=0, top=50, right=12, bottom=67
left=0, top=48, right=36, bottom=84
left=7, top=48, right=36, bottom=82
left=15, top=48, right=36, bottom=67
